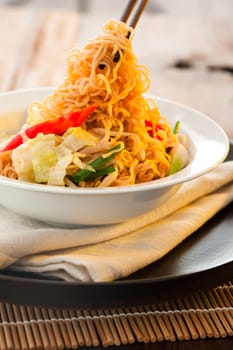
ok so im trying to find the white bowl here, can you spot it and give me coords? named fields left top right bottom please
left=0, top=88, right=229, bottom=226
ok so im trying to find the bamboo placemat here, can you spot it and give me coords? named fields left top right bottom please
left=0, top=281, right=232, bottom=349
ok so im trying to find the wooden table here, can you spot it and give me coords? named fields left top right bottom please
left=0, top=6, right=232, bottom=350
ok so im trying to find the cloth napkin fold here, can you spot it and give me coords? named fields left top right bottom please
left=1, top=161, right=233, bottom=282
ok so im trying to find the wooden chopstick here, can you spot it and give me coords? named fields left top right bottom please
left=120, top=0, right=148, bottom=28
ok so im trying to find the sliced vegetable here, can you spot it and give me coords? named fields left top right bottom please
left=145, top=120, right=165, bottom=139
left=0, top=104, right=97, bottom=152
left=11, top=143, right=34, bottom=182
left=28, top=134, right=57, bottom=183
left=47, top=144, right=73, bottom=186
left=70, top=143, right=123, bottom=184
left=2, top=133, right=23, bottom=152
left=61, top=127, right=97, bottom=152
left=85, top=165, right=115, bottom=181
left=145, top=120, right=153, bottom=137
left=169, top=143, right=189, bottom=175
left=173, top=121, right=180, bottom=134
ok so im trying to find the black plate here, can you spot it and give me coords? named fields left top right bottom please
left=0, top=143, right=232, bottom=309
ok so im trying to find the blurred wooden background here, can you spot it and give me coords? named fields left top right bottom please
left=1, top=0, right=233, bottom=17
left=0, top=0, right=232, bottom=139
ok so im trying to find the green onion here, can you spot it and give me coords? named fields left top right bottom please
left=85, top=165, right=115, bottom=180
left=70, top=143, right=122, bottom=184
left=173, top=121, right=180, bottom=134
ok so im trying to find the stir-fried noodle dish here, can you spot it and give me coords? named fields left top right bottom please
left=0, top=20, right=188, bottom=188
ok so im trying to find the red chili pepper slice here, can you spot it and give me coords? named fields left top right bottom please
left=145, top=120, right=165, bottom=139
left=0, top=133, right=23, bottom=152
left=145, top=120, right=154, bottom=137
left=1, top=104, right=97, bottom=152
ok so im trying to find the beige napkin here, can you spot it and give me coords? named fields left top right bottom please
left=0, top=161, right=233, bottom=282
